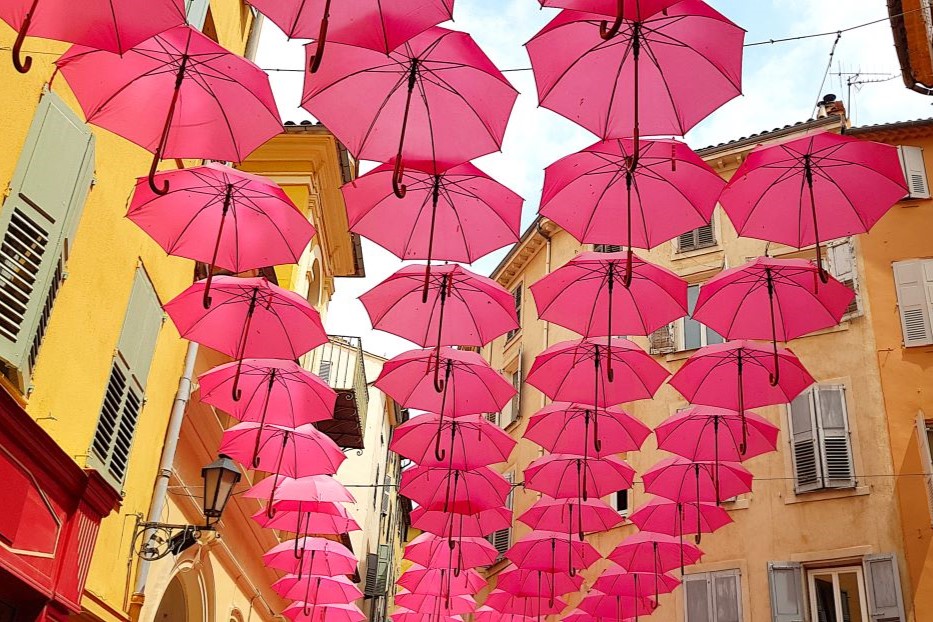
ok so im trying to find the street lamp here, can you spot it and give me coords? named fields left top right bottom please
left=132, top=456, right=243, bottom=560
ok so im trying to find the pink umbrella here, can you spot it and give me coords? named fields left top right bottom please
left=608, top=532, right=702, bottom=574
left=642, top=456, right=753, bottom=505
left=283, top=603, right=365, bottom=622
left=539, top=0, right=678, bottom=18
left=263, top=536, right=357, bottom=576
left=630, top=497, right=732, bottom=545
left=524, top=402, right=651, bottom=457
left=163, top=276, right=327, bottom=399
left=526, top=3, right=743, bottom=140
left=390, top=413, right=516, bottom=468
left=531, top=250, right=688, bottom=336
left=1, top=0, right=184, bottom=72
left=199, top=359, right=336, bottom=429
left=375, top=348, right=516, bottom=417
left=496, top=566, right=583, bottom=601
left=525, top=338, right=668, bottom=407
left=474, top=609, right=534, bottom=622
left=524, top=454, right=634, bottom=502
left=693, top=257, right=854, bottom=385
left=127, top=164, right=315, bottom=307
left=593, top=566, right=681, bottom=599
left=484, top=591, right=566, bottom=616
left=57, top=26, right=281, bottom=194
left=506, top=531, right=601, bottom=576
left=404, top=533, right=498, bottom=570
left=398, top=566, right=486, bottom=596
left=246, top=0, right=454, bottom=71
left=219, top=422, right=344, bottom=474
left=393, top=612, right=463, bottom=622
left=411, top=506, right=512, bottom=538
left=518, top=497, right=624, bottom=542
left=400, top=465, right=511, bottom=514
left=344, top=161, right=522, bottom=297
left=395, top=594, right=476, bottom=616
left=245, top=474, right=356, bottom=508
left=720, top=132, right=908, bottom=279
left=272, top=574, right=362, bottom=605
left=578, top=591, right=656, bottom=620
left=539, top=140, right=725, bottom=272
left=302, top=27, right=517, bottom=197
left=252, top=507, right=361, bottom=534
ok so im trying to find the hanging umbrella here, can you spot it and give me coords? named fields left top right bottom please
left=525, top=338, right=668, bottom=407
left=163, top=276, right=327, bottom=399
left=283, top=603, right=365, bottom=622
left=219, top=422, right=344, bottom=474
left=302, top=27, right=517, bottom=197
left=506, top=531, right=601, bottom=576
left=263, top=536, right=357, bottom=576
left=395, top=594, right=477, bottom=616
left=375, top=348, right=516, bottom=417
left=593, top=566, right=681, bottom=599
left=693, top=257, right=854, bottom=385
left=629, top=497, right=732, bottom=546
left=524, top=402, right=651, bottom=457
left=344, top=161, right=522, bottom=299
left=411, top=506, right=512, bottom=538
left=578, top=591, right=657, bottom=620
left=404, top=533, right=498, bottom=570
left=518, top=497, right=624, bottom=538
left=719, top=131, right=908, bottom=279
left=642, top=456, right=753, bottom=505
left=524, top=454, right=634, bottom=502
left=393, top=612, right=463, bottom=622
left=252, top=508, right=360, bottom=534
left=474, top=608, right=535, bottom=622
left=56, top=26, right=281, bottom=194
left=272, top=574, right=362, bottom=605
left=538, top=0, right=680, bottom=26
left=1, top=0, right=185, bottom=72
left=608, top=531, right=702, bottom=574
left=399, top=465, right=511, bottom=514
left=245, top=474, right=356, bottom=511
left=484, top=591, right=566, bottom=616
left=496, top=566, right=583, bottom=599
left=127, top=164, right=316, bottom=307
left=526, top=3, right=743, bottom=141
left=247, top=0, right=454, bottom=71
left=539, top=140, right=725, bottom=273
left=398, top=566, right=486, bottom=596
left=390, top=413, right=517, bottom=468
left=199, top=359, right=336, bottom=429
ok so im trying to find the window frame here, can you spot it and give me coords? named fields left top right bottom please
left=506, top=282, right=523, bottom=343
left=675, top=284, right=725, bottom=352
left=806, top=565, right=870, bottom=622
left=893, top=258, right=933, bottom=348
left=683, top=568, right=743, bottom=622
left=786, top=384, right=856, bottom=495
left=675, top=221, right=718, bottom=255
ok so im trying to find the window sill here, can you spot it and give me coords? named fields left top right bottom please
left=665, top=349, right=698, bottom=362
left=724, top=498, right=751, bottom=511
left=503, top=332, right=522, bottom=352
left=783, top=485, right=870, bottom=505
left=504, top=416, right=523, bottom=434
left=671, top=245, right=723, bottom=261
left=485, top=558, right=511, bottom=576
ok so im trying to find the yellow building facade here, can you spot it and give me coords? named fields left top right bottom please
left=478, top=111, right=928, bottom=621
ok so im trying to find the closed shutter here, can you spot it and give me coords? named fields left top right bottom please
left=767, top=562, right=805, bottom=622
left=485, top=411, right=500, bottom=426
left=89, top=268, right=163, bottom=488
left=375, top=543, right=391, bottom=594
left=503, top=348, right=523, bottom=428
left=863, top=554, right=906, bottom=622
left=364, top=552, right=380, bottom=597
left=677, top=223, right=716, bottom=253
left=648, top=324, right=675, bottom=355
left=897, top=145, right=929, bottom=199
left=684, top=574, right=711, bottom=622
left=488, top=472, right=513, bottom=560
left=827, top=239, right=861, bottom=319
left=916, top=412, right=933, bottom=526
left=185, top=0, right=211, bottom=30
left=318, top=359, right=332, bottom=383
left=893, top=260, right=933, bottom=347
left=507, top=284, right=522, bottom=341
left=594, top=244, right=624, bottom=253
left=788, top=391, right=822, bottom=493
left=712, top=570, right=742, bottom=622
left=815, top=386, right=855, bottom=489
left=0, top=90, right=94, bottom=387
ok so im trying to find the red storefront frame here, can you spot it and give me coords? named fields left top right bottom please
left=0, top=387, right=121, bottom=621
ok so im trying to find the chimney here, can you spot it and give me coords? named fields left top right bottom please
left=816, top=93, right=847, bottom=119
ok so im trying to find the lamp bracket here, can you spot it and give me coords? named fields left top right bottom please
left=132, top=519, right=214, bottom=561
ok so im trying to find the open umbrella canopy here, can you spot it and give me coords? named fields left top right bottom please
left=524, top=402, right=651, bottom=457
left=219, top=422, right=345, bottom=475
left=531, top=250, right=688, bottom=337
left=400, top=465, right=511, bottom=514
left=526, top=2, right=743, bottom=139
left=524, top=454, right=635, bottom=500
left=642, top=456, right=753, bottom=503
left=375, top=348, right=516, bottom=417
left=410, top=506, right=512, bottom=538
left=393, top=613, right=463, bottom=622
left=609, top=532, right=703, bottom=573
left=394, top=593, right=477, bottom=616
left=593, top=566, right=681, bottom=598
left=473, top=608, right=534, bottom=622
left=263, top=536, right=357, bottom=576
left=495, top=566, right=583, bottom=598
left=251, top=508, right=361, bottom=534
left=538, top=0, right=680, bottom=19
left=245, top=474, right=356, bottom=506
left=272, top=574, right=363, bottom=604
left=577, top=591, right=657, bottom=619
left=484, top=591, right=566, bottom=616
left=199, top=359, right=336, bottom=428
left=390, top=413, right=517, bottom=469
left=629, top=497, right=733, bottom=539
left=398, top=566, right=486, bottom=596
left=283, top=603, right=365, bottom=622
left=526, top=338, right=669, bottom=407
left=506, top=531, right=601, bottom=574
left=518, top=497, right=624, bottom=534
left=654, top=406, right=780, bottom=463
left=404, top=533, right=499, bottom=569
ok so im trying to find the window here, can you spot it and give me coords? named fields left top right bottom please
left=676, top=223, right=717, bottom=253
left=807, top=566, right=869, bottom=622
left=185, top=0, right=211, bottom=30
left=917, top=412, right=933, bottom=526
left=594, top=244, right=625, bottom=253
left=897, top=145, right=930, bottom=199
left=0, top=90, right=95, bottom=390
left=676, top=285, right=724, bottom=352
left=499, top=350, right=523, bottom=429
left=787, top=384, right=856, bottom=494
left=488, top=472, right=513, bottom=561
left=88, top=269, right=164, bottom=489
left=684, top=569, right=742, bottom=622
left=614, top=489, right=629, bottom=516
left=506, top=284, right=522, bottom=342
left=893, top=259, right=933, bottom=347
left=826, top=239, right=861, bottom=319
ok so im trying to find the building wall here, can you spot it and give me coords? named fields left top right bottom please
left=480, top=119, right=911, bottom=621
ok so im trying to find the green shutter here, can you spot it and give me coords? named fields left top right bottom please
left=89, top=268, right=164, bottom=488
left=0, top=89, right=95, bottom=388
left=186, top=0, right=211, bottom=30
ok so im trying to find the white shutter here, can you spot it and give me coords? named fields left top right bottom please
left=893, top=260, right=933, bottom=347
left=815, top=386, right=856, bottom=489
left=594, top=244, right=625, bottom=253
left=485, top=411, right=500, bottom=426
left=863, top=554, right=906, bottom=622
left=788, top=391, right=822, bottom=493
left=897, top=145, right=929, bottom=199
left=712, top=570, right=742, bottom=622
left=488, top=472, right=513, bottom=560
left=916, top=411, right=933, bottom=526
left=649, top=324, right=675, bottom=355
left=827, top=239, right=861, bottom=319
left=684, top=573, right=711, bottom=622
left=767, top=562, right=805, bottom=622
left=186, top=0, right=211, bottom=30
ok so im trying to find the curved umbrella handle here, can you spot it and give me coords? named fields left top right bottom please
left=599, top=0, right=624, bottom=40
left=768, top=339, right=781, bottom=387
left=434, top=415, right=449, bottom=465
left=307, top=0, right=331, bottom=74
left=392, top=157, right=408, bottom=198
left=591, top=410, right=602, bottom=454
left=433, top=350, right=445, bottom=393
left=148, top=151, right=170, bottom=196
left=233, top=357, right=246, bottom=402
left=12, top=25, right=33, bottom=74
left=265, top=470, right=280, bottom=519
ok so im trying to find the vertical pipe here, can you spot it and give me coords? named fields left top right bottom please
left=537, top=221, right=552, bottom=409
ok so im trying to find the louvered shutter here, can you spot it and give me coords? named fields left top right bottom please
left=506, top=347, right=524, bottom=427
left=648, top=324, right=675, bottom=355
left=863, top=554, right=906, bottom=622
left=916, top=412, right=933, bottom=526
left=318, top=359, right=333, bottom=383
left=677, top=224, right=716, bottom=253
left=788, top=391, right=822, bottom=493
left=185, top=0, right=211, bottom=30
left=485, top=411, right=500, bottom=426
left=897, top=145, right=929, bottom=199
left=488, top=472, right=513, bottom=560
left=594, top=244, right=625, bottom=253
left=767, top=562, right=805, bottom=622
left=684, top=574, right=711, bottom=622
left=827, top=239, right=861, bottom=319
left=375, top=543, right=391, bottom=594
left=0, top=90, right=94, bottom=387
left=507, top=284, right=522, bottom=341
left=815, top=385, right=855, bottom=489
left=364, top=552, right=380, bottom=597
left=89, top=269, right=163, bottom=488
left=712, top=570, right=742, bottom=622
left=893, top=260, right=933, bottom=347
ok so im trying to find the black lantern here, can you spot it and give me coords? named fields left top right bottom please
left=201, top=454, right=241, bottom=524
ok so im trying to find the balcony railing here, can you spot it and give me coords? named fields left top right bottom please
left=305, top=335, right=368, bottom=449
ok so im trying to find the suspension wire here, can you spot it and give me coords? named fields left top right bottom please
left=811, top=31, right=843, bottom=117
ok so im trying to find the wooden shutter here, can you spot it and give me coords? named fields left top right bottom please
left=318, top=359, right=332, bottom=383
left=510, top=348, right=524, bottom=426
left=815, top=385, right=855, bottom=489
left=648, top=324, right=675, bottom=355
left=863, top=554, right=906, bottom=622
left=185, top=0, right=211, bottom=30
left=827, top=239, right=861, bottom=319
left=488, top=472, right=513, bottom=560
left=485, top=411, right=500, bottom=426
left=916, top=412, right=933, bottom=526
left=375, top=543, right=391, bottom=594
left=677, top=224, right=716, bottom=253
left=594, top=244, right=625, bottom=253
left=684, top=573, right=711, bottom=622
left=897, top=145, right=929, bottom=199
left=788, top=390, right=822, bottom=493
left=507, top=284, right=522, bottom=341
left=364, top=552, right=380, bottom=596
left=893, top=260, right=933, bottom=347
left=0, top=90, right=94, bottom=386
left=89, top=269, right=163, bottom=488
left=767, top=562, right=805, bottom=622
left=712, top=570, right=742, bottom=622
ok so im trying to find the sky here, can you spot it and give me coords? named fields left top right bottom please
left=254, top=0, right=933, bottom=358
